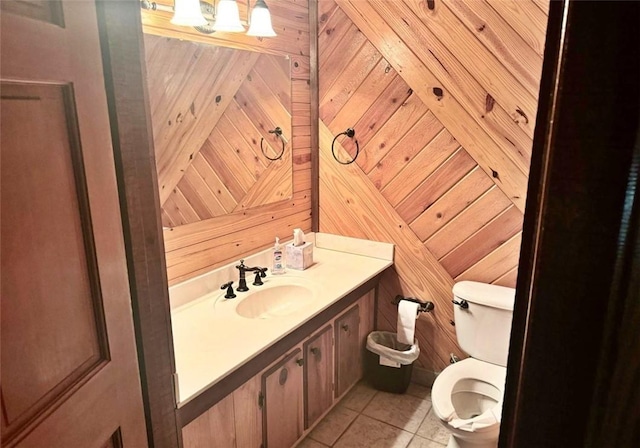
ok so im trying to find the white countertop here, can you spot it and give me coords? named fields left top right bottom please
left=170, top=233, right=394, bottom=406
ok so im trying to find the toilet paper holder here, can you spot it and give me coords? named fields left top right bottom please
left=392, top=295, right=435, bottom=314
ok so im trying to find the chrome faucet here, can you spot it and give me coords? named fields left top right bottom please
left=236, top=259, right=267, bottom=292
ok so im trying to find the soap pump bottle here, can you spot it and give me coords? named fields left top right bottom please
left=272, top=237, right=285, bottom=274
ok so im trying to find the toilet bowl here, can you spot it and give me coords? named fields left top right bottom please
left=431, top=358, right=506, bottom=448
left=431, top=281, right=515, bottom=448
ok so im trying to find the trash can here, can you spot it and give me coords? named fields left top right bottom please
left=365, top=331, right=420, bottom=394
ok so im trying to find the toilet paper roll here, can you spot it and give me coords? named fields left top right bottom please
left=397, top=300, right=419, bottom=345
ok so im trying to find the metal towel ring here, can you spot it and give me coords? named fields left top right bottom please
left=331, top=128, right=359, bottom=165
left=261, top=127, right=286, bottom=161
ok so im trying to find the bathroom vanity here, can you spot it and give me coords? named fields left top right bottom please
left=169, top=233, right=394, bottom=447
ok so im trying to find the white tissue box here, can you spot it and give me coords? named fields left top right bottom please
left=285, top=242, right=314, bottom=270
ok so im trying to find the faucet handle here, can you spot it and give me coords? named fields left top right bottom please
left=252, top=267, right=268, bottom=286
left=221, top=281, right=236, bottom=299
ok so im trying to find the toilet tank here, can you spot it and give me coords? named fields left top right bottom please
left=452, top=281, right=516, bottom=366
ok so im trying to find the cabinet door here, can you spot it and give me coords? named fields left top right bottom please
left=234, top=375, right=263, bottom=448
left=304, top=325, right=334, bottom=429
left=335, top=305, right=361, bottom=397
left=181, top=374, right=262, bottom=448
left=359, top=290, right=376, bottom=378
left=262, top=349, right=304, bottom=448
left=182, top=393, right=236, bottom=448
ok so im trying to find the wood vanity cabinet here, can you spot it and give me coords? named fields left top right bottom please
left=335, top=305, right=362, bottom=397
left=303, top=325, right=334, bottom=429
left=261, top=347, right=304, bottom=448
left=182, top=375, right=262, bottom=448
left=181, top=289, right=376, bottom=448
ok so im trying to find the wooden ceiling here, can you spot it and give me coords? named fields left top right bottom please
left=143, top=34, right=293, bottom=227
left=318, top=0, right=548, bottom=370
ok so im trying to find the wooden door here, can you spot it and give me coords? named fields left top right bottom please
left=1, top=1, right=147, bottom=447
left=262, top=349, right=304, bottom=448
left=304, top=325, right=333, bottom=429
left=335, top=306, right=361, bottom=398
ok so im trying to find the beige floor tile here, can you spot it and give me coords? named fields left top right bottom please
left=415, top=409, right=450, bottom=445
left=362, top=390, right=432, bottom=433
left=407, top=435, right=447, bottom=448
left=309, top=405, right=359, bottom=446
left=334, top=414, right=414, bottom=448
left=340, top=381, right=378, bottom=412
left=297, top=437, right=331, bottom=448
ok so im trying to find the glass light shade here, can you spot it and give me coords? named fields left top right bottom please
left=171, top=0, right=208, bottom=26
left=247, top=0, right=277, bottom=37
left=212, top=0, right=245, bottom=32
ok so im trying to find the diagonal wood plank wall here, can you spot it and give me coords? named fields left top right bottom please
left=145, top=35, right=294, bottom=227
left=318, top=0, right=548, bottom=371
left=142, top=0, right=312, bottom=284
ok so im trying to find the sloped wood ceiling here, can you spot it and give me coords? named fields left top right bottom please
left=142, top=0, right=311, bottom=284
left=318, top=0, right=548, bottom=371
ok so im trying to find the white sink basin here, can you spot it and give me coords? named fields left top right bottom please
left=235, top=283, right=315, bottom=319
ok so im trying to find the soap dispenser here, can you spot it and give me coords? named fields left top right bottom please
left=272, top=237, right=285, bottom=274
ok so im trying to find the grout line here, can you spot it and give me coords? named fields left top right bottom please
left=334, top=383, right=379, bottom=446
left=306, top=381, right=442, bottom=447
left=330, top=412, right=362, bottom=447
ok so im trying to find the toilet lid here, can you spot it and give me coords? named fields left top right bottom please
left=431, top=358, right=506, bottom=433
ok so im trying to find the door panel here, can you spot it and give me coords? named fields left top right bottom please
left=101, top=430, right=123, bottom=448
left=0, top=0, right=64, bottom=26
left=1, top=81, right=109, bottom=439
left=304, top=325, right=333, bottom=429
left=1, top=1, right=147, bottom=446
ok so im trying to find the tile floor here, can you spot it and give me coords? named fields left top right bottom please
left=298, top=381, right=450, bottom=448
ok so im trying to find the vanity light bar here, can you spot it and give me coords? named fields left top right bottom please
left=140, top=0, right=277, bottom=37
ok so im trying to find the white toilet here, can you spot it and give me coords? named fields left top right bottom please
left=431, top=281, right=515, bottom=448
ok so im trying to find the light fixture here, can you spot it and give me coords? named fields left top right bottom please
left=140, top=1, right=277, bottom=37
left=247, top=0, right=276, bottom=37
left=172, top=0, right=208, bottom=26
left=141, top=1, right=206, bottom=26
left=212, top=0, right=245, bottom=32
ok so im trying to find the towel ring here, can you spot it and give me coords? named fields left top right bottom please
left=261, top=127, right=286, bottom=161
left=331, top=128, right=359, bottom=165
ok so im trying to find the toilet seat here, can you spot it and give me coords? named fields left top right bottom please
left=432, top=358, right=507, bottom=433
